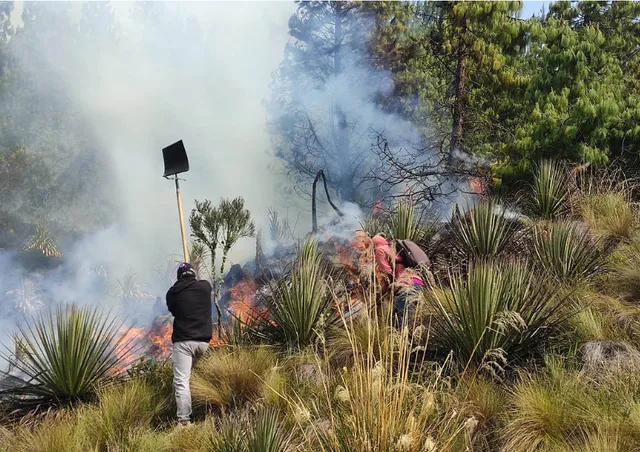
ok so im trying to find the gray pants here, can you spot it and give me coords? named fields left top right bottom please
left=172, top=340, right=209, bottom=421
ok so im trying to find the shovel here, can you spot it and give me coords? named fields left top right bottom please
left=162, top=139, right=190, bottom=263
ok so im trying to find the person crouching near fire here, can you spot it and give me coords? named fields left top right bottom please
left=166, top=262, right=212, bottom=427
left=371, top=234, right=425, bottom=325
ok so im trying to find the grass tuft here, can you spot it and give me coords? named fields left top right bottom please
left=581, top=192, right=635, bottom=239
left=190, top=346, right=278, bottom=410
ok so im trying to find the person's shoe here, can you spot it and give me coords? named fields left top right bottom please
left=176, top=420, right=192, bottom=428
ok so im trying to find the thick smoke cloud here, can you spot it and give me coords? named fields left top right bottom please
left=0, top=2, right=475, bottom=363
left=0, top=1, right=295, bottom=357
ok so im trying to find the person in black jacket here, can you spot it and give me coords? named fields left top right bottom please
left=166, top=262, right=212, bottom=426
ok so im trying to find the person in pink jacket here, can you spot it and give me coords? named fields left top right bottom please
left=371, top=234, right=424, bottom=324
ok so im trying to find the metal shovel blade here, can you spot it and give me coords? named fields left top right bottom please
left=162, top=140, right=189, bottom=177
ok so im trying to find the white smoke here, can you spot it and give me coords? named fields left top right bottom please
left=0, top=1, right=296, bottom=355
left=0, top=1, right=474, bottom=359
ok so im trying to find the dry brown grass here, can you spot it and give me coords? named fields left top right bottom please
left=190, top=346, right=281, bottom=410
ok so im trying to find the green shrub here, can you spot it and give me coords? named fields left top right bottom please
left=449, top=199, right=520, bottom=259
left=531, top=222, right=610, bottom=284
left=253, top=239, right=337, bottom=349
left=0, top=304, right=134, bottom=412
left=528, top=160, right=570, bottom=220
left=427, top=261, right=567, bottom=369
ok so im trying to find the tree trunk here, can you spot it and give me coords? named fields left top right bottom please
left=333, top=4, right=353, bottom=201
left=450, top=48, right=467, bottom=155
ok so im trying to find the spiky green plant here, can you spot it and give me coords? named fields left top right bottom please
left=449, top=199, right=520, bottom=259
left=214, top=425, right=246, bottom=452
left=529, top=160, right=570, bottom=220
left=114, top=269, right=153, bottom=300
left=388, top=199, right=425, bottom=241
left=22, top=224, right=61, bottom=258
left=532, top=222, right=609, bottom=284
left=247, top=409, right=287, bottom=452
left=427, top=261, right=567, bottom=370
left=268, top=208, right=293, bottom=243
left=0, top=304, right=134, bottom=411
left=254, top=239, right=336, bottom=349
left=6, top=278, right=44, bottom=313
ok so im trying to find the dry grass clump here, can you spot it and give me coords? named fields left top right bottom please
left=502, top=357, right=640, bottom=452
left=81, top=378, right=167, bottom=450
left=580, top=192, right=635, bottom=239
left=569, top=290, right=640, bottom=347
left=607, top=238, right=640, bottom=301
left=190, top=346, right=281, bottom=410
left=296, top=296, right=467, bottom=452
left=4, top=412, right=85, bottom=452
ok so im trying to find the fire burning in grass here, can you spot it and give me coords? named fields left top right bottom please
left=227, top=279, right=261, bottom=323
left=113, top=228, right=379, bottom=364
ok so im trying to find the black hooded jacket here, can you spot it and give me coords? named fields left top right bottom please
left=166, top=276, right=213, bottom=343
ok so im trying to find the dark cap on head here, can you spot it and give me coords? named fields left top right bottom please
left=177, top=262, right=195, bottom=280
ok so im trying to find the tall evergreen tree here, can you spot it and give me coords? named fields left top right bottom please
left=370, top=1, right=528, bottom=159
left=503, top=0, right=640, bottom=179
left=267, top=1, right=394, bottom=205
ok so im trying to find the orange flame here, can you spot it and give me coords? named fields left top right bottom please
left=148, top=320, right=173, bottom=359
left=227, top=279, right=260, bottom=322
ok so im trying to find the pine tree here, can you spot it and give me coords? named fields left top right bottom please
left=505, top=0, right=640, bottom=178
left=266, top=1, right=388, bottom=204
left=370, top=1, right=528, bottom=160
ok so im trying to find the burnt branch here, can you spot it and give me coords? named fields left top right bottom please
left=369, top=132, right=486, bottom=205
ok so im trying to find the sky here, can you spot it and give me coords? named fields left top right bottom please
left=521, top=1, right=551, bottom=18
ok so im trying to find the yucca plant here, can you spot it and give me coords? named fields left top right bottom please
left=427, top=261, right=567, bottom=370
left=529, top=159, right=570, bottom=220
left=531, top=222, right=610, bottom=284
left=388, top=199, right=426, bottom=242
left=247, top=409, right=288, bottom=452
left=22, top=224, right=62, bottom=258
left=6, top=278, right=44, bottom=314
left=0, top=304, right=135, bottom=411
left=253, top=239, right=337, bottom=349
left=449, top=199, right=520, bottom=259
left=114, top=269, right=153, bottom=300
